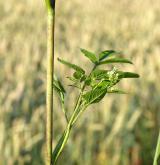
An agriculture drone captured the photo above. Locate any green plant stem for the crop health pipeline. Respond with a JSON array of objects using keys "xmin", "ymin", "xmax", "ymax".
[
  {"xmin": 46, "ymin": 6, "xmax": 55, "ymax": 165},
  {"xmin": 71, "ymin": 104, "xmax": 88, "ymax": 125},
  {"xmin": 61, "ymin": 98, "xmax": 69, "ymax": 123},
  {"xmin": 52, "ymin": 94, "xmax": 84, "ymax": 164},
  {"xmin": 52, "ymin": 65, "xmax": 97, "ymax": 164}
]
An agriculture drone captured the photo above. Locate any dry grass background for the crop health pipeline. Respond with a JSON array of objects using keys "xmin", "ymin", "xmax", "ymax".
[{"xmin": 0, "ymin": 0, "xmax": 160, "ymax": 164}]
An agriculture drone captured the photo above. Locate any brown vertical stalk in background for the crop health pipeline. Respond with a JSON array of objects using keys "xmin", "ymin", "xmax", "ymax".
[{"xmin": 45, "ymin": 0, "xmax": 56, "ymax": 164}]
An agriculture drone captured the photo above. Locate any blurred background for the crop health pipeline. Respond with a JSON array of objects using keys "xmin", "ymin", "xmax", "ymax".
[{"xmin": 0, "ymin": 0, "xmax": 160, "ymax": 164}]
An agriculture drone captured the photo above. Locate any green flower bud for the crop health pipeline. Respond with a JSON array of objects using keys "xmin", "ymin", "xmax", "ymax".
[{"xmin": 108, "ymin": 67, "xmax": 119, "ymax": 86}]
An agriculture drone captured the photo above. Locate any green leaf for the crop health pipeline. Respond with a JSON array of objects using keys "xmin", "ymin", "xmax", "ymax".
[
  {"xmin": 73, "ymin": 71, "xmax": 86, "ymax": 82},
  {"xmin": 73, "ymin": 71, "xmax": 82, "ymax": 79},
  {"xmin": 80, "ymin": 48, "xmax": 98, "ymax": 64},
  {"xmin": 99, "ymin": 50, "xmax": 116, "ymax": 61},
  {"xmin": 91, "ymin": 69, "xmax": 109, "ymax": 80},
  {"xmin": 58, "ymin": 58, "xmax": 85, "ymax": 74},
  {"xmin": 83, "ymin": 81, "xmax": 109, "ymax": 104},
  {"xmin": 83, "ymin": 88, "xmax": 107, "ymax": 104},
  {"xmin": 99, "ymin": 57, "xmax": 133, "ymax": 65},
  {"xmin": 84, "ymin": 77, "xmax": 92, "ymax": 86},
  {"xmin": 53, "ymin": 76, "xmax": 68, "ymax": 122},
  {"xmin": 67, "ymin": 76, "xmax": 79, "ymax": 83},
  {"xmin": 118, "ymin": 71, "xmax": 140, "ymax": 79},
  {"xmin": 54, "ymin": 75, "xmax": 65, "ymax": 93},
  {"xmin": 80, "ymin": 75, "xmax": 87, "ymax": 82},
  {"xmin": 53, "ymin": 76, "xmax": 66, "ymax": 103},
  {"xmin": 107, "ymin": 89, "xmax": 127, "ymax": 94},
  {"xmin": 67, "ymin": 76, "xmax": 81, "ymax": 89}
]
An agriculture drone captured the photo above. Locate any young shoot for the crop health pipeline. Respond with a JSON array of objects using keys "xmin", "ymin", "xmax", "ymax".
[{"xmin": 52, "ymin": 49, "xmax": 140, "ymax": 164}]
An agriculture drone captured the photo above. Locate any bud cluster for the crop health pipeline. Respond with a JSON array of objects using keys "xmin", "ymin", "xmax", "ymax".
[{"xmin": 108, "ymin": 67, "xmax": 119, "ymax": 85}]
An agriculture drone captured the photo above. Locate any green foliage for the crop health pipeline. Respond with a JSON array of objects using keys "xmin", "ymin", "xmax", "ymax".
[
  {"xmin": 53, "ymin": 75, "xmax": 65, "ymax": 96},
  {"xmin": 107, "ymin": 89, "xmax": 127, "ymax": 94},
  {"xmin": 53, "ymin": 75, "xmax": 68, "ymax": 122},
  {"xmin": 82, "ymin": 80, "xmax": 109, "ymax": 104},
  {"xmin": 52, "ymin": 48, "xmax": 139, "ymax": 164},
  {"xmin": 118, "ymin": 71, "xmax": 140, "ymax": 78},
  {"xmin": 98, "ymin": 50, "xmax": 116, "ymax": 61},
  {"xmin": 58, "ymin": 58, "xmax": 85, "ymax": 74},
  {"xmin": 1, "ymin": 0, "xmax": 158, "ymax": 164},
  {"xmin": 80, "ymin": 48, "xmax": 98, "ymax": 64},
  {"xmin": 99, "ymin": 57, "xmax": 133, "ymax": 65},
  {"xmin": 73, "ymin": 71, "xmax": 86, "ymax": 82},
  {"xmin": 90, "ymin": 69, "xmax": 110, "ymax": 81}
]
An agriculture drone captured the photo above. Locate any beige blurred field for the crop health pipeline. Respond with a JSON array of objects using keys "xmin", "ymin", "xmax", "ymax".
[{"xmin": 0, "ymin": 0, "xmax": 160, "ymax": 164}]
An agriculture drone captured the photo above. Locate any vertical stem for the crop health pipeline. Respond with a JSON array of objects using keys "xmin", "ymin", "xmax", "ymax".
[{"xmin": 46, "ymin": 7, "xmax": 55, "ymax": 165}]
